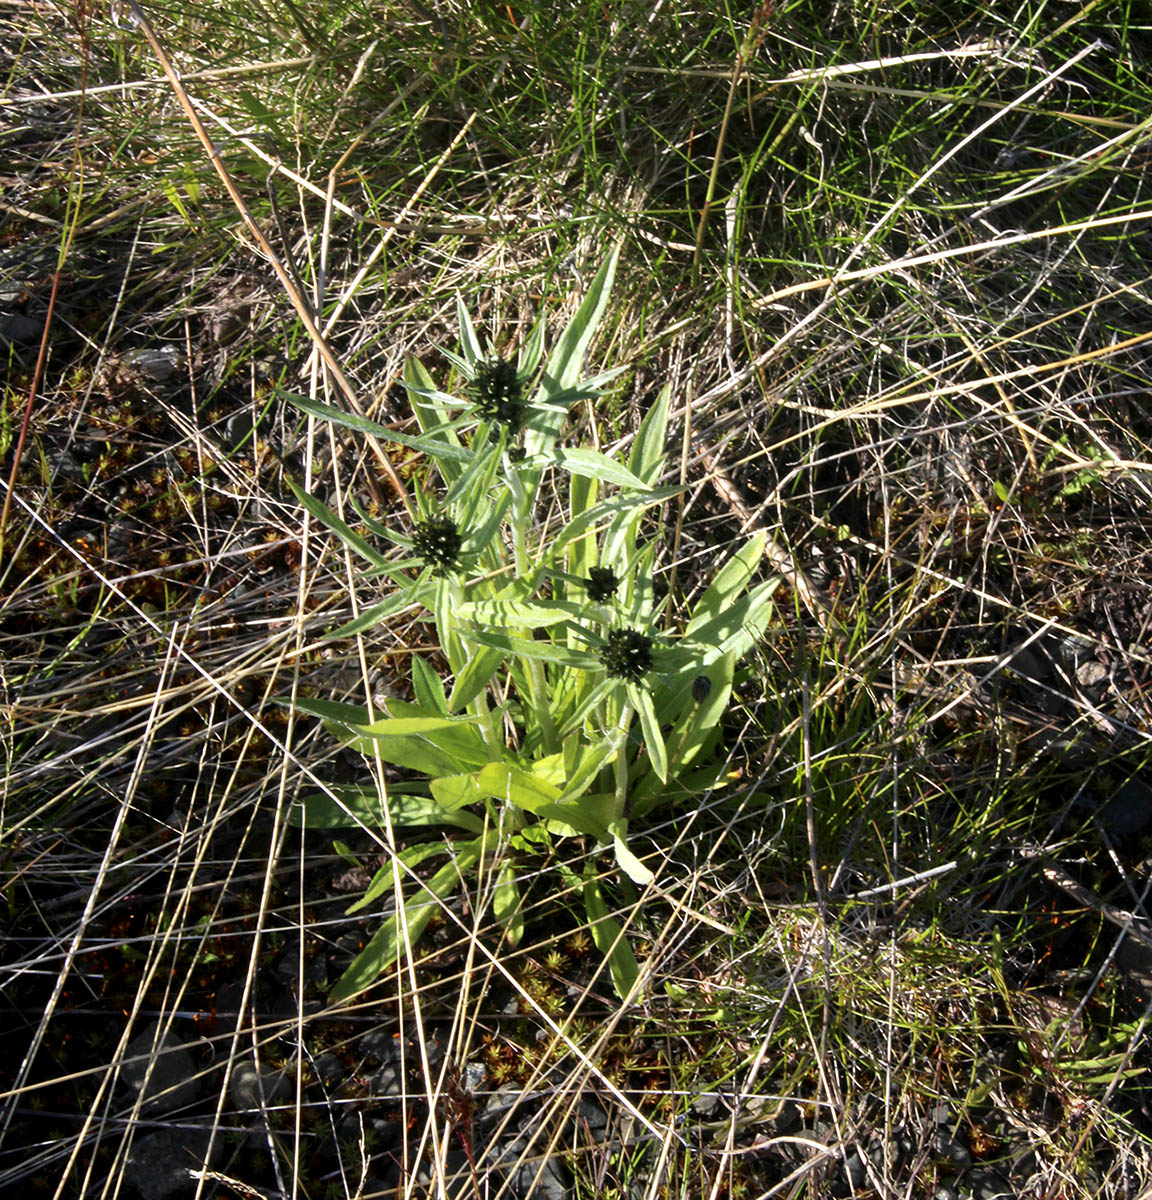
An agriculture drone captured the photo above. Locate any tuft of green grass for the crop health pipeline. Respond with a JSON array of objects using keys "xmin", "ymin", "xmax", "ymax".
[{"xmin": 3, "ymin": 1, "xmax": 1152, "ymax": 1197}]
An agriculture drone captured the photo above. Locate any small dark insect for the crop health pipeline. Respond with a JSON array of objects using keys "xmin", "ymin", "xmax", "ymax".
[{"xmin": 691, "ymin": 674, "xmax": 712, "ymax": 704}]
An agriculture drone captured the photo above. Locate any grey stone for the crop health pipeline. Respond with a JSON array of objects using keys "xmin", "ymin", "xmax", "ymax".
[
  {"xmin": 126, "ymin": 346, "xmax": 184, "ymax": 383},
  {"xmin": 230, "ymin": 1059, "xmax": 290, "ymax": 1112},
  {"xmin": 0, "ymin": 312, "xmax": 44, "ymax": 345},
  {"xmin": 1098, "ymin": 778, "xmax": 1152, "ymax": 836},
  {"xmin": 968, "ymin": 1170, "xmax": 1013, "ymax": 1200},
  {"xmin": 573, "ymin": 1098, "xmax": 608, "ymax": 1134},
  {"xmin": 120, "ymin": 1022, "xmax": 201, "ymax": 1115},
  {"xmin": 1076, "ymin": 660, "xmax": 1108, "ymax": 689},
  {"xmin": 842, "ymin": 1145, "xmax": 872, "ymax": 1188},
  {"xmin": 123, "ymin": 1123, "xmax": 217, "ymax": 1200},
  {"xmin": 361, "ymin": 1028, "xmax": 398, "ymax": 1062},
  {"xmin": 934, "ymin": 1131, "xmax": 970, "ymax": 1166},
  {"xmin": 314, "ymin": 1051, "xmax": 344, "ymax": 1089},
  {"xmin": 501, "ymin": 1136, "xmax": 572, "ymax": 1200},
  {"xmin": 372, "ymin": 1061, "xmax": 403, "ymax": 1097}
]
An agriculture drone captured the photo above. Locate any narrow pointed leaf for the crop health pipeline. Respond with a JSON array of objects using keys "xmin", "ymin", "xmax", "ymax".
[
  {"xmin": 331, "ymin": 840, "xmax": 484, "ymax": 1001},
  {"xmin": 583, "ymin": 872, "xmax": 641, "ymax": 1001},
  {"xmin": 288, "ymin": 480, "xmax": 391, "ymax": 569},
  {"xmin": 627, "ymin": 681, "xmax": 667, "ymax": 783}
]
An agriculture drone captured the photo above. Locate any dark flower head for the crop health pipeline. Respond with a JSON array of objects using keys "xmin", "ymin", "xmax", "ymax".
[
  {"xmin": 691, "ymin": 674, "xmax": 712, "ymax": 704},
  {"xmin": 600, "ymin": 627, "xmax": 653, "ymax": 680},
  {"xmin": 412, "ymin": 514, "xmax": 463, "ymax": 576},
  {"xmin": 470, "ymin": 355, "xmax": 524, "ymax": 430},
  {"xmin": 585, "ymin": 565, "xmax": 620, "ymax": 603},
  {"xmin": 507, "ymin": 445, "xmax": 527, "ymax": 463}
]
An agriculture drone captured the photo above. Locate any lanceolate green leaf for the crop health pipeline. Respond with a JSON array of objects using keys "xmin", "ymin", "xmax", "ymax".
[
  {"xmin": 456, "ymin": 293, "xmax": 482, "ymax": 365},
  {"xmin": 550, "ymin": 486, "xmax": 681, "ymax": 561},
  {"xmin": 524, "ymin": 245, "xmax": 621, "ymax": 460},
  {"xmin": 280, "ymin": 392, "xmax": 473, "ymax": 464},
  {"xmin": 610, "ymin": 819, "xmax": 654, "ymax": 886},
  {"xmin": 583, "ymin": 871, "xmax": 641, "ymax": 1001},
  {"xmin": 463, "ymin": 628, "xmax": 601, "ymax": 670},
  {"xmin": 289, "ymin": 786, "xmax": 385, "ymax": 829},
  {"xmin": 552, "ymin": 446, "xmax": 651, "ymax": 490},
  {"xmin": 288, "ymin": 480, "xmax": 391, "ymax": 569},
  {"xmin": 687, "ymin": 577, "xmax": 781, "ymax": 661},
  {"xmin": 629, "ymin": 383, "xmax": 671, "ymax": 485},
  {"xmin": 476, "ymin": 762, "xmax": 562, "ymax": 812},
  {"xmin": 331, "ymin": 840, "xmax": 485, "ymax": 1002},
  {"xmin": 411, "ymin": 654, "xmax": 448, "ymax": 715},
  {"xmin": 492, "ymin": 862, "xmax": 524, "ymax": 947},
  {"xmin": 347, "ymin": 842, "xmax": 447, "ymax": 915},
  {"xmin": 297, "ymin": 786, "xmax": 484, "ymax": 835},
  {"xmin": 628, "ymin": 681, "xmax": 668, "ymax": 784},
  {"xmin": 328, "ymin": 583, "xmax": 435, "ymax": 638},
  {"xmin": 455, "ymin": 598, "xmax": 584, "ymax": 627},
  {"xmin": 685, "ymin": 531, "xmax": 767, "ymax": 638},
  {"xmin": 448, "ymin": 642, "xmax": 506, "ymax": 712}
]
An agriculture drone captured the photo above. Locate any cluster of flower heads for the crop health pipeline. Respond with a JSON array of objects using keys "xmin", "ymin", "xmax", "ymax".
[
  {"xmin": 599, "ymin": 626, "xmax": 654, "ymax": 680},
  {"xmin": 470, "ymin": 355, "xmax": 524, "ymax": 432},
  {"xmin": 584, "ymin": 565, "xmax": 620, "ymax": 603},
  {"xmin": 412, "ymin": 514, "xmax": 464, "ymax": 577}
]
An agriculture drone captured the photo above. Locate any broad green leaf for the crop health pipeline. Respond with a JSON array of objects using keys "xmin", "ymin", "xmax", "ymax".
[
  {"xmin": 492, "ymin": 862, "xmax": 524, "ymax": 948},
  {"xmin": 464, "ymin": 628, "xmax": 601, "ymax": 670},
  {"xmin": 553, "ymin": 446, "xmax": 650, "ymax": 490},
  {"xmin": 331, "ymin": 840, "xmax": 484, "ymax": 1001},
  {"xmin": 628, "ymin": 681, "xmax": 667, "ymax": 783},
  {"xmin": 685, "ymin": 532, "xmax": 766, "ymax": 638},
  {"xmin": 609, "ymin": 819, "xmax": 654, "ymax": 886},
  {"xmin": 288, "ymin": 480, "xmax": 391, "ymax": 569},
  {"xmin": 583, "ymin": 871, "xmax": 641, "ymax": 1001},
  {"xmin": 412, "ymin": 654, "xmax": 448, "ymax": 715},
  {"xmin": 448, "ymin": 642, "xmax": 505, "ymax": 711},
  {"xmin": 290, "ymin": 786, "xmax": 384, "ymax": 829},
  {"xmin": 430, "ymin": 773, "xmax": 484, "ymax": 811},
  {"xmin": 629, "ymin": 383, "xmax": 671, "ymax": 485},
  {"xmin": 476, "ymin": 762, "xmax": 562, "ymax": 812},
  {"xmin": 456, "ymin": 598, "xmax": 584, "ymax": 627},
  {"xmin": 347, "ymin": 841, "xmax": 446, "ymax": 914}
]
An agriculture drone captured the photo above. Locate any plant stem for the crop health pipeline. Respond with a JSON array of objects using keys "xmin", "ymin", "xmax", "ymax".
[{"xmin": 612, "ymin": 703, "xmax": 634, "ymax": 822}]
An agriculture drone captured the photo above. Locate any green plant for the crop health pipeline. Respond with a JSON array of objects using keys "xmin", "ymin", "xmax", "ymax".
[{"xmin": 285, "ymin": 248, "xmax": 779, "ymax": 1002}]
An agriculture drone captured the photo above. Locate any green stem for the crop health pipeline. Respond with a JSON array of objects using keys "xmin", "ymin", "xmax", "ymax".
[
  {"xmin": 505, "ymin": 456, "xmax": 558, "ymax": 754},
  {"xmin": 612, "ymin": 702, "xmax": 634, "ymax": 822}
]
